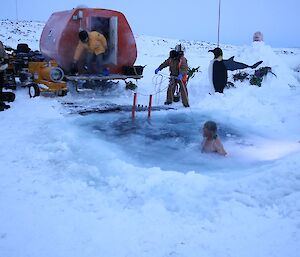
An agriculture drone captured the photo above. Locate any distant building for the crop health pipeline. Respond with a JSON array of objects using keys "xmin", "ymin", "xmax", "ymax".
[{"xmin": 253, "ymin": 31, "xmax": 264, "ymax": 42}]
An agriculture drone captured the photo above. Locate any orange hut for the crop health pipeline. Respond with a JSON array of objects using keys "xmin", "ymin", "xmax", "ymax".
[{"xmin": 40, "ymin": 8, "xmax": 138, "ymax": 75}]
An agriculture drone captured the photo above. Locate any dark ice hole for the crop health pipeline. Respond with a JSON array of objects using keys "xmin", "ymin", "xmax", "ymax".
[{"xmin": 78, "ymin": 111, "xmax": 259, "ymax": 174}]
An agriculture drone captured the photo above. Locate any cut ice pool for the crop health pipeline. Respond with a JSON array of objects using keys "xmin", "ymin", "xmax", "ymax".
[{"xmin": 72, "ymin": 109, "xmax": 297, "ymax": 175}]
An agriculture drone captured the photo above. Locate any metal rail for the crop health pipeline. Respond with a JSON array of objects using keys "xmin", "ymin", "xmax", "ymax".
[{"xmin": 66, "ymin": 74, "xmax": 143, "ymax": 82}]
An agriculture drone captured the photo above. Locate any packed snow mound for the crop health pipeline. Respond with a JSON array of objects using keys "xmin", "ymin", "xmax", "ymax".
[
  {"xmin": 1, "ymin": 91, "xmax": 300, "ymax": 257},
  {"xmin": 233, "ymin": 41, "xmax": 299, "ymax": 90}
]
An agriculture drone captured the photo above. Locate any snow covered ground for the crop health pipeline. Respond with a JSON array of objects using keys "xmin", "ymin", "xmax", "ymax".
[{"xmin": 1, "ymin": 20, "xmax": 300, "ymax": 257}]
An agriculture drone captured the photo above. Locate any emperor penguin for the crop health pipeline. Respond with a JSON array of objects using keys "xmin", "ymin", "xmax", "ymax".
[
  {"xmin": 208, "ymin": 47, "xmax": 227, "ymax": 93},
  {"xmin": 208, "ymin": 47, "xmax": 263, "ymax": 93}
]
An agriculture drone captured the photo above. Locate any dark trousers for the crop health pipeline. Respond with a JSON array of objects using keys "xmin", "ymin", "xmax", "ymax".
[
  {"xmin": 86, "ymin": 53, "xmax": 104, "ymax": 74},
  {"xmin": 166, "ymin": 78, "xmax": 189, "ymax": 107}
]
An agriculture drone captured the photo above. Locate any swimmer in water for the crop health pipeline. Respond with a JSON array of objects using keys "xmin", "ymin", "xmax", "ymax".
[{"xmin": 201, "ymin": 121, "xmax": 227, "ymax": 156}]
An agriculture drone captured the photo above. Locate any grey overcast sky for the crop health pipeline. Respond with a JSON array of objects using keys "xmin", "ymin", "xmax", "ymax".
[{"xmin": 1, "ymin": 0, "xmax": 299, "ymax": 47}]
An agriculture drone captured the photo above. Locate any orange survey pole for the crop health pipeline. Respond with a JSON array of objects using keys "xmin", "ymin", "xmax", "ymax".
[
  {"xmin": 132, "ymin": 93, "xmax": 137, "ymax": 119},
  {"xmin": 148, "ymin": 94, "xmax": 153, "ymax": 119}
]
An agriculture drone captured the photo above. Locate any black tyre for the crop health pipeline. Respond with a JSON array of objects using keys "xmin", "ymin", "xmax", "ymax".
[{"xmin": 28, "ymin": 83, "xmax": 40, "ymax": 98}]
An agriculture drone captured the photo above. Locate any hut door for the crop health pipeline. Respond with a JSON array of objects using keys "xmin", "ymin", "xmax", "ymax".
[
  {"xmin": 89, "ymin": 16, "xmax": 118, "ymax": 65},
  {"xmin": 109, "ymin": 17, "xmax": 118, "ymax": 65}
]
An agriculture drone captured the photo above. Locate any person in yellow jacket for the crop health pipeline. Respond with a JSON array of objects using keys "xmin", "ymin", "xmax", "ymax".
[{"xmin": 71, "ymin": 30, "xmax": 107, "ymax": 74}]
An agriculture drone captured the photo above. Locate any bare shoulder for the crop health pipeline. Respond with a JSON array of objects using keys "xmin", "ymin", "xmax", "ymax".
[
  {"xmin": 214, "ymin": 137, "xmax": 223, "ymax": 144},
  {"xmin": 214, "ymin": 138, "xmax": 227, "ymax": 156}
]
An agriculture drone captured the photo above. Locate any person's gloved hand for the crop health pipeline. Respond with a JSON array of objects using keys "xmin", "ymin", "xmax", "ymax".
[
  {"xmin": 177, "ymin": 73, "xmax": 183, "ymax": 80},
  {"xmin": 102, "ymin": 67, "xmax": 110, "ymax": 76},
  {"xmin": 70, "ymin": 62, "xmax": 78, "ymax": 75},
  {"xmin": 155, "ymin": 68, "xmax": 160, "ymax": 74}
]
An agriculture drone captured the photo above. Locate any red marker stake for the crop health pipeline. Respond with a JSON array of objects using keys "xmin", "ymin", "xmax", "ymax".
[
  {"xmin": 148, "ymin": 94, "xmax": 153, "ymax": 119},
  {"xmin": 132, "ymin": 93, "xmax": 137, "ymax": 119}
]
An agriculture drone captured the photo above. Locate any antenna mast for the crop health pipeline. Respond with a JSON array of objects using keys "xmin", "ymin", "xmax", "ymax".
[
  {"xmin": 15, "ymin": 0, "xmax": 19, "ymax": 21},
  {"xmin": 217, "ymin": 0, "xmax": 221, "ymax": 46}
]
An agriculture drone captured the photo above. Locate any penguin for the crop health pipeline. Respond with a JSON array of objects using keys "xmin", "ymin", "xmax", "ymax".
[
  {"xmin": 208, "ymin": 47, "xmax": 227, "ymax": 93},
  {"xmin": 208, "ymin": 47, "xmax": 263, "ymax": 93}
]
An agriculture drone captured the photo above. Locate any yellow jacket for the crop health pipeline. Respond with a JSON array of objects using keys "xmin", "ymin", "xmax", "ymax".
[{"xmin": 73, "ymin": 31, "xmax": 107, "ymax": 62}]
